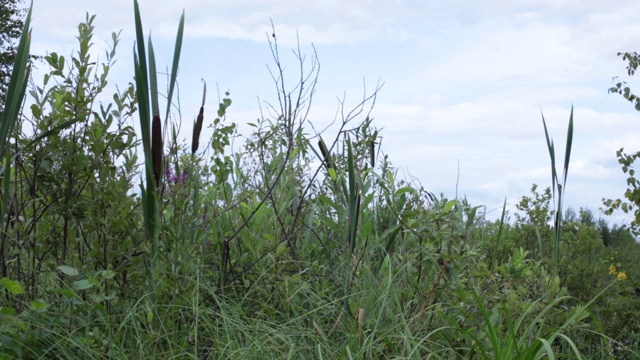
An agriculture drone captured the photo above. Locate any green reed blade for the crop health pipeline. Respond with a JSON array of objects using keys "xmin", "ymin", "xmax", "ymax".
[
  {"xmin": 562, "ymin": 107, "xmax": 574, "ymax": 189},
  {"xmin": 133, "ymin": 51, "xmax": 150, "ymax": 157},
  {"xmin": 541, "ymin": 112, "xmax": 558, "ymax": 197},
  {"xmin": 343, "ymin": 138, "xmax": 361, "ymax": 315},
  {"xmin": 347, "ymin": 139, "xmax": 359, "ymax": 253},
  {"xmin": 165, "ymin": 11, "xmax": 184, "ymax": 122},
  {"xmin": 0, "ymin": 1, "xmax": 32, "ymax": 157},
  {"xmin": 1, "ymin": 156, "xmax": 10, "ymax": 224},
  {"xmin": 541, "ymin": 108, "xmax": 573, "ymax": 274},
  {"xmin": 494, "ymin": 197, "xmax": 507, "ymax": 257},
  {"xmin": 133, "ymin": 0, "xmax": 150, "ymax": 155},
  {"xmin": 148, "ymin": 37, "xmax": 159, "ymax": 118}
]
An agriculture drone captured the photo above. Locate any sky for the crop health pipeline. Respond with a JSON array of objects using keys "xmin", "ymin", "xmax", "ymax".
[{"xmin": 26, "ymin": 0, "xmax": 640, "ymax": 225}]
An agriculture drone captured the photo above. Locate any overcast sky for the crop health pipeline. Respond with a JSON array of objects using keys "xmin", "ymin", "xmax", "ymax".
[{"xmin": 27, "ymin": 0, "xmax": 640, "ymax": 225}]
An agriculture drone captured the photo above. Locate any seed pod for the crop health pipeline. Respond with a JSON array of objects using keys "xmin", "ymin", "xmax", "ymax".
[
  {"xmin": 318, "ymin": 139, "xmax": 333, "ymax": 170},
  {"xmin": 152, "ymin": 114, "xmax": 162, "ymax": 188},
  {"xmin": 191, "ymin": 81, "xmax": 207, "ymax": 154},
  {"xmin": 192, "ymin": 107, "xmax": 204, "ymax": 154},
  {"xmin": 370, "ymin": 140, "xmax": 375, "ymax": 168}
]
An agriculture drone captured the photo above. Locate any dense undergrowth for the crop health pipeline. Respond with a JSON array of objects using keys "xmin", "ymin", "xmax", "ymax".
[{"xmin": 1, "ymin": 2, "xmax": 640, "ymax": 359}]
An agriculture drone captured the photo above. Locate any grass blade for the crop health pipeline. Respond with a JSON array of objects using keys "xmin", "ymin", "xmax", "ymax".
[
  {"xmin": 343, "ymin": 138, "xmax": 361, "ymax": 315},
  {"xmin": 1, "ymin": 156, "xmax": 10, "ymax": 227},
  {"xmin": 541, "ymin": 111, "xmax": 558, "ymax": 201},
  {"xmin": 562, "ymin": 107, "xmax": 574, "ymax": 189},
  {"xmin": 541, "ymin": 107, "xmax": 573, "ymax": 273},
  {"xmin": 165, "ymin": 11, "xmax": 184, "ymax": 123},
  {"xmin": 0, "ymin": 1, "xmax": 32, "ymax": 157},
  {"xmin": 148, "ymin": 37, "xmax": 159, "ymax": 118},
  {"xmin": 494, "ymin": 197, "xmax": 507, "ymax": 259},
  {"xmin": 133, "ymin": 0, "xmax": 150, "ymax": 154}
]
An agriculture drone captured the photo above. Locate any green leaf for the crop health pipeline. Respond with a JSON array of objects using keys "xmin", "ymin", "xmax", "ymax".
[
  {"xmin": 328, "ymin": 167, "xmax": 337, "ymax": 182},
  {"xmin": 275, "ymin": 243, "xmax": 287, "ymax": 258},
  {"xmin": 101, "ymin": 270, "xmax": 116, "ymax": 280},
  {"xmin": 264, "ymin": 233, "xmax": 275, "ymax": 244},
  {"xmin": 0, "ymin": 277, "xmax": 25, "ymax": 295},
  {"xmin": 74, "ymin": 279, "xmax": 95, "ymax": 290},
  {"xmin": 394, "ymin": 187, "xmax": 416, "ymax": 196},
  {"xmin": 443, "ymin": 200, "xmax": 457, "ymax": 214},
  {"xmin": 0, "ymin": 334, "xmax": 22, "ymax": 358},
  {"xmin": 30, "ymin": 103, "xmax": 41, "ymax": 118},
  {"xmin": 30, "ymin": 300, "xmax": 48, "ymax": 311},
  {"xmin": 39, "ymin": 158, "xmax": 52, "ymax": 172},
  {"xmin": 57, "ymin": 265, "xmax": 80, "ymax": 276},
  {"xmin": 59, "ymin": 289, "xmax": 78, "ymax": 298},
  {"xmin": 0, "ymin": 307, "xmax": 16, "ymax": 316}
]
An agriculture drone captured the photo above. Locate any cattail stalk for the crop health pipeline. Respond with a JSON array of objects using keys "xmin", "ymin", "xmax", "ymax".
[{"xmin": 358, "ymin": 308, "xmax": 365, "ymax": 346}]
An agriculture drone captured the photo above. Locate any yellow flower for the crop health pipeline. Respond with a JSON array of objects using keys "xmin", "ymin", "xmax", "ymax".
[
  {"xmin": 618, "ymin": 272, "xmax": 628, "ymax": 281},
  {"xmin": 609, "ymin": 265, "xmax": 617, "ymax": 275}
]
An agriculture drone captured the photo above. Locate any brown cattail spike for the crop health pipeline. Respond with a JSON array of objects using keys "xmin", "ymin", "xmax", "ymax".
[
  {"xmin": 192, "ymin": 107, "xmax": 204, "ymax": 154},
  {"xmin": 318, "ymin": 139, "xmax": 334, "ymax": 170},
  {"xmin": 370, "ymin": 140, "xmax": 375, "ymax": 168},
  {"xmin": 191, "ymin": 80, "xmax": 207, "ymax": 154},
  {"xmin": 152, "ymin": 114, "xmax": 163, "ymax": 188}
]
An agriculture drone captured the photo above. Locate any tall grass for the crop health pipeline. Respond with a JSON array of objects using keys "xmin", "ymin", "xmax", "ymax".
[
  {"xmin": 132, "ymin": 0, "xmax": 184, "ymax": 303},
  {"xmin": 541, "ymin": 107, "xmax": 574, "ymax": 273}
]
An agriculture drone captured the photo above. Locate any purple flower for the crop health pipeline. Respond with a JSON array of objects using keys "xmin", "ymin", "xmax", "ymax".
[
  {"xmin": 165, "ymin": 167, "xmax": 178, "ymax": 183},
  {"xmin": 165, "ymin": 167, "xmax": 187, "ymax": 185}
]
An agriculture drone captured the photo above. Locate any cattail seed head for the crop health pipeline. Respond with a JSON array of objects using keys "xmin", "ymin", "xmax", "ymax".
[
  {"xmin": 191, "ymin": 81, "xmax": 207, "ymax": 154},
  {"xmin": 152, "ymin": 114, "xmax": 162, "ymax": 188},
  {"xmin": 191, "ymin": 107, "xmax": 204, "ymax": 154},
  {"xmin": 318, "ymin": 140, "xmax": 334, "ymax": 170},
  {"xmin": 370, "ymin": 140, "xmax": 375, "ymax": 168}
]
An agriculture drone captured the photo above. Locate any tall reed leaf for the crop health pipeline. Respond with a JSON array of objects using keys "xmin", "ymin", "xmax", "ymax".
[
  {"xmin": 0, "ymin": 1, "xmax": 32, "ymax": 157},
  {"xmin": 0, "ymin": 1, "xmax": 32, "ymax": 226},
  {"xmin": 165, "ymin": 12, "xmax": 184, "ymax": 123},
  {"xmin": 132, "ymin": 0, "xmax": 184, "ymax": 303},
  {"xmin": 541, "ymin": 106, "xmax": 573, "ymax": 274},
  {"xmin": 343, "ymin": 138, "xmax": 361, "ymax": 314},
  {"xmin": 133, "ymin": 1, "xmax": 149, "ymax": 155},
  {"xmin": 493, "ymin": 197, "xmax": 507, "ymax": 260}
]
